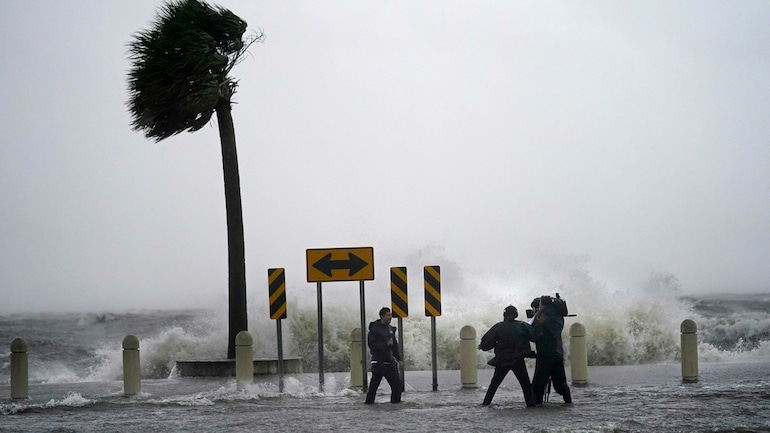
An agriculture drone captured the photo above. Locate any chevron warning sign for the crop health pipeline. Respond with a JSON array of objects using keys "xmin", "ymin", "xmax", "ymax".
[
  {"xmin": 268, "ymin": 268, "xmax": 287, "ymax": 320},
  {"xmin": 424, "ymin": 265, "xmax": 441, "ymax": 317},
  {"xmin": 390, "ymin": 267, "xmax": 408, "ymax": 318}
]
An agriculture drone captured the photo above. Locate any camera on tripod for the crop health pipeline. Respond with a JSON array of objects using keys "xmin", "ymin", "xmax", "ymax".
[{"xmin": 526, "ymin": 292, "xmax": 573, "ymax": 318}]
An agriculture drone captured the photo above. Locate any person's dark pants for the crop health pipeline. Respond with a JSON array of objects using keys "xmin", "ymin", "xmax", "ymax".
[
  {"xmin": 365, "ymin": 362, "xmax": 401, "ymax": 404},
  {"xmin": 532, "ymin": 355, "xmax": 571, "ymax": 404},
  {"xmin": 482, "ymin": 358, "xmax": 534, "ymax": 406}
]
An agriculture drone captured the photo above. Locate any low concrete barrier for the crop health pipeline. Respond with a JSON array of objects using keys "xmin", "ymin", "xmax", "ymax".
[
  {"xmin": 11, "ymin": 338, "xmax": 28, "ymax": 400},
  {"xmin": 175, "ymin": 358, "xmax": 303, "ymax": 377},
  {"xmin": 569, "ymin": 322, "xmax": 588, "ymax": 385},
  {"xmin": 350, "ymin": 328, "xmax": 364, "ymax": 387},
  {"xmin": 460, "ymin": 325, "xmax": 478, "ymax": 388},
  {"xmin": 235, "ymin": 331, "xmax": 254, "ymax": 389},
  {"xmin": 681, "ymin": 319, "xmax": 698, "ymax": 383},
  {"xmin": 123, "ymin": 335, "xmax": 141, "ymax": 396}
]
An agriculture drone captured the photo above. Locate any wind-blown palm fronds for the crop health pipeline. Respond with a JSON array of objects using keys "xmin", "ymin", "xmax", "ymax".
[{"xmin": 127, "ymin": 0, "xmax": 260, "ymax": 141}]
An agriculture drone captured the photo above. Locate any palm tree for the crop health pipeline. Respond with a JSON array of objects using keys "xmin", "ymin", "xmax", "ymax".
[{"xmin": 127, "ymin": 0, "xmax": 262, "ymax": 359}]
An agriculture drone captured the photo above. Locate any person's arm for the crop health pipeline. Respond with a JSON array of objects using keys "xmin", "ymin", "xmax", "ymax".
[
  {"xmin": 525, "ymin": 322, "xmax": 536, "ymax": 342},
  {"xmin": 391, "ymin": 328, "xmax": 401, "ymax": 361},
  {"xmin": 532, "ymin": 312, "xmax": 546, "ymax": 341},
  {"xmin": 478, "ymin": 323, "xmax": 499, "ymax": 351},
  {"xmin": 521, "ymin": 322, "xmax": 538, "ymax": 358}
]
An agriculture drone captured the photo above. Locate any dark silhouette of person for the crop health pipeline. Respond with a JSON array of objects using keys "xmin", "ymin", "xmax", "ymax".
[
  {"xmin": 479, "ymin": 305, "xmax": 536, "ymax": 407},
  {"xmin": 364, "ymin": 307, "xmax": 402, "ymax": 404},
  {"xmin": 531, "ymin": 295, "xmax": 572, "ymax": 404}
]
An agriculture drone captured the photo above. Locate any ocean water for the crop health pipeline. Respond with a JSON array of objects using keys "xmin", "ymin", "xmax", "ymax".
[{"xmin": 1, "ymin": 291, "xmax": 769, "ymax": 432}]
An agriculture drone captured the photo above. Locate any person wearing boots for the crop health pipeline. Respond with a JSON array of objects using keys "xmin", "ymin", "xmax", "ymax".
[
  {"xmin": 478, "ymin": 305, "xmax": 537, "ymax": 407},
  {"xmin": 364, "ymin": 307, "xmax": 402, "ymax": 404},
  {"xmin": 531, "ymin": 295, "xmax": 572, "ymax": 404}
]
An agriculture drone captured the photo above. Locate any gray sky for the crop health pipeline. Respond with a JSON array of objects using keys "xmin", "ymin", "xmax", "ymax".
[{"xmin": 2, "ymin": 1, "xmax": 769, "ymax": 314}]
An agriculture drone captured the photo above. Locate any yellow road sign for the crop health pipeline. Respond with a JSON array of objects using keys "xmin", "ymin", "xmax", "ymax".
[
  {"xmin": 268, "ymin": 268, "xmax": 287, "ymax": 320},
  {"xmin": 306, "ymin": 247, "xmax": 374, "ymax": 282},
  {"xmin": 424, "ymin": 265, "xmax": 441, "ymax": 316},
  {"xmin": 390, "ymin": 267, "xmax": 408, "ymax": 318}
]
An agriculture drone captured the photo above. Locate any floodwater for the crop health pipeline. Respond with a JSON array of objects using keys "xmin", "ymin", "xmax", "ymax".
[{"xmin": 2, "ymin": 362, "xmax": 769, "ymax": 432}]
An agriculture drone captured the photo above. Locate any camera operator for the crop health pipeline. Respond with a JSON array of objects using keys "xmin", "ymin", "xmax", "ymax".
[{"xmin": 531, "ymin": 295, "xmax": 572, "ymax": 404}]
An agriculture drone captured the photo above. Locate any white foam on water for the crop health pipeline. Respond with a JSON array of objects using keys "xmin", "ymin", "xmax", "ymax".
[{"xmin": 44, "ymin": 391, "xmax": 93, "ymax": 408}]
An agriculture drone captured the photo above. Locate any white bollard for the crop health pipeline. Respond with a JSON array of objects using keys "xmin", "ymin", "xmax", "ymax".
[
  {"xmin": 235, "ymin": 331, "xmax": 254, "ymax": 389},
  {"xmin": 569, "ymin": 322, "xmax": 588, "ymax": 385},
  {"xmin": 11, "ymin": 338, "xmax": 29, "ymax": 400},
  {"xmin": 350, "ymin": 328, "xmax": 364, "ymax": 387},
  {"xmin": 681, "ymin": 319, "xmax": 698, "ymax": 383},
  {"xmin": 122, "ymin": 335, "xmax": 141, "ymax": 396},
  {"xmin": 460, "ymin": 325, "xmax": 477, "ymax": 388}
]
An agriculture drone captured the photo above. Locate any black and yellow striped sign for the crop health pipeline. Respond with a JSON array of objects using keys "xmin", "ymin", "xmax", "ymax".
[
  {"xmin": 390, "ymin": 267, "xmax": 408, "ymax": 318},
  {"xmin": 424, "ymin": 265, "xmax": 441, "ymax": 317},
  {"xmin": 268, "ymin": 268, "xmax": 287, "ymax": 320}
]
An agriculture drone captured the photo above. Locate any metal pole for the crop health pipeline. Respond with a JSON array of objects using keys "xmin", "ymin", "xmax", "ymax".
[
  {"xmin": 317, "ymin": 282, "xmax": 324, "ymax": 390},
  {"xmin": 277, "ymin": 319, "xmax": 284, "ymax": 392},
  {"xmin": 398, "ymin": 317, "xmax": 405, "ymax": 392},
  {"xmin": 359, "ymin": 280, "xmax": 368, "ymax": 392},
  {"xmin": 431, "ymin": 316, "xmax": 438, "ymax": 391}
]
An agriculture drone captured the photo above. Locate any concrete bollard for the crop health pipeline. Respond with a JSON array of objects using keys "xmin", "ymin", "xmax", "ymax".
[
  {"xmin": 235, "ymin": 331, "xmax": 254, "ymax": 389},
  {"xmin": 11, "ymin": 338, "xmax": 29, "ymax": 400},
  {"xmin": 350, "ymin": 328, "xmax": 364, "ymax": 387},
  {"xmin": 569, "ymin": 322, "xmax": 588, "ymax": 385},
  {"xmin": 122, "ymin": 335, "xmax": 141, "ymax": 396},
  {"xmin": 460, "ymin": 325, "xmax": 477, "ymax": 388},
  {"xmin": 681, "ymin": 319, "xmax": 699, "ymax": 383}
]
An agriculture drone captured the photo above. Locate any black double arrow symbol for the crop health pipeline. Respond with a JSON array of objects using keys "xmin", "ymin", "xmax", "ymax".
[{"xmin": 311, "ymin": 252, "xmax": 369, "ymax": 277}]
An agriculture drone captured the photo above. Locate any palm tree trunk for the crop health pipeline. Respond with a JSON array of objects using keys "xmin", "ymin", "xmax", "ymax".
[{"xmin": 216, "ymin": 97, "xmax": 248, "ymax": 360}]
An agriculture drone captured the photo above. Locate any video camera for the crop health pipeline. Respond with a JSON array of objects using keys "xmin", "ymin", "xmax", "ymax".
[{"xmin": 526, "ymin": 292, "xmax": 573, "ymax": 319}]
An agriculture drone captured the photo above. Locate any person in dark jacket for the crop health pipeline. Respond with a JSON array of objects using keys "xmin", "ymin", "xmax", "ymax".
[
  {"xmin": 479, "ymin": 305, "xmax": 536, "ymax": 407},
  {"xmin": 531, "ymin": 295, "xmax": 572, "ymax": 404},
  {"xmin": 364, "ymin": 307, "xmax": 402, "ymax": 404}
]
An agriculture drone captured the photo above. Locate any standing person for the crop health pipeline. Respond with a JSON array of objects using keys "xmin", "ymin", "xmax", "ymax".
[
  {"xmin": 364, "ymin": 307, "xmax": 402, "ymax": 404},
  {"xmin": 531, "ymin": 295, "xmax": 572, "ymax": 404},
  {"xmin": 478, "ymin": 305, "xmax": 536, "ymax": 407}
]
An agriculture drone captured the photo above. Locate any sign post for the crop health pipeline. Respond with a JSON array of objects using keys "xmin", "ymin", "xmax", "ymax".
[
  {"xmin": 306, "ymin": 247, "xmax": 374, "ymax": 392},
  {"xmin": 358, "ymin": 279, "xmax": 367, "ymax": 392},
  {"xmin": 390, "ymin": 266, "xmax": 408, "ymax": 392},
  {"xmin": 316, "ymin": 281, "xmax": 324, "ymax": 390},
  {"xmin": 268, "ymin": 268, "xmax": 287, "ymax": 392},
  {"xmin": 424, "ymin": 265, "xmax": 441, "ymax": 392}
]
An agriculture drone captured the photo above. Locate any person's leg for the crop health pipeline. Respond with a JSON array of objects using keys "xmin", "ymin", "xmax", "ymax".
[
  {"xmin": 531, "ymin": 357, "xmax": 552, "ymax": 405},
  {"xmin": 550, "ymin": 358, "xmax": 571, "ymax": 403},
  {"xmin": 482, "ymin": 366, "xmax": 509, "ymax": 405},
  {"xmin": 511, "ymin": 358, "xmax": 535, "ymax": 407},
  {"xmin": 365, "ymin": 363, "xmax": 385, "ymax": 404},
  {"xmin": 383, "ymin": 363, "xmax": 402, "ymax": 403}
]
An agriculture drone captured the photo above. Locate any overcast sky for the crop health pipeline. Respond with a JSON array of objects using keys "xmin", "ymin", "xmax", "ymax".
[{"xmin": 1, "ymin": 1, "xmax": 769, "ymax": 314}]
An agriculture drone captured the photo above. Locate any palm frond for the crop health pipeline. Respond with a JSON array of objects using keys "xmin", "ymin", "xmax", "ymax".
[{"xmin": 126, "ymin": 0, "xmax": 262, "ymax": 141}]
